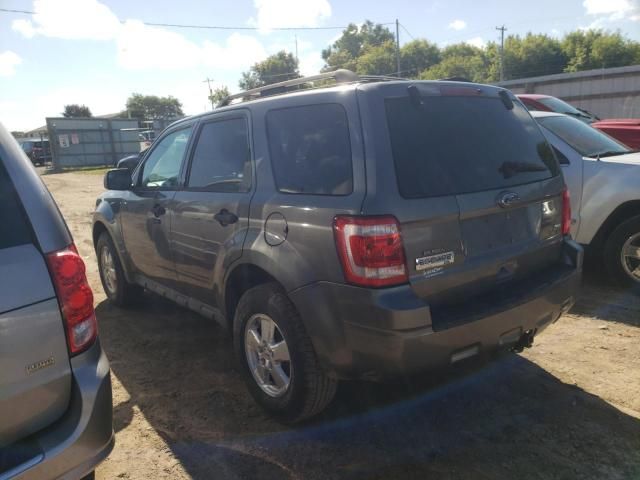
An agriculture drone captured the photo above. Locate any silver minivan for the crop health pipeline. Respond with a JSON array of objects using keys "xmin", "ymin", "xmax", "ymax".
[{"xmin": 0, "ymin": 124, "xmax": 113, "ymax": 479}]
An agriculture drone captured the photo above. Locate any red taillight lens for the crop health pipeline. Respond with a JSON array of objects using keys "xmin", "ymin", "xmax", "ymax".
[
  {"xmin": 562, "ymin": 188, "xmax": 571, "ymax": 236},
  {"xmin": 46, "ymin": 245, "xmax": 97, "ymax": 355},
  {"xmin": 334, "ymin": 216, "xmax": 408, "ymax": 287}
]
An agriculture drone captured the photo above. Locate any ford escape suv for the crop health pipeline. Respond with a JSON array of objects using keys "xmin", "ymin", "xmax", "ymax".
[
  {"xmin": 93, "ymin": 70, "xmax": 582, "ymax": 422},
  {"xmin": 0, "ymin": 124, "xmax": 113, "ymax": 479}
]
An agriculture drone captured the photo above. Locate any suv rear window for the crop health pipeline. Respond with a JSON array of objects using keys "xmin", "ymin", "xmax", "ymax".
[
  {"xmin": 266, "ymin": 103, "xmax": 353, "ymax": 195},
  {"xmin": 0, "ymin": 160, "xmax": 33, "ymax": 249},
  {"xmin": 385, "ymin": 96, "xmax": 559, "ymax": 198}
]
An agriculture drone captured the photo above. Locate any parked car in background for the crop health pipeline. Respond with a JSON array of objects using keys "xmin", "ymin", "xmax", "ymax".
[
  {"xmin": 18, "ymin": 139, "xmax": 52, "ymax": 166},
  {"xmin": 518, "ymin": 94, "xmax": 640, "ymax": 149},
  {"xmin": 0, "ymin": 124, "xmax": 113, "ymax": 479},
  {"xmin": 93, "ymin": 72, "xmax": 582, "ymax": 422},
  {"xmin": 533, "ymin": 110, "xmax": 640, "ymax": 285}
]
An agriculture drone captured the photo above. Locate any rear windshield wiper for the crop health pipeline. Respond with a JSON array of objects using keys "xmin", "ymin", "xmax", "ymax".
[{"xmin": 498, "ymin": 161, "xmax": 547, "ymax": 179}]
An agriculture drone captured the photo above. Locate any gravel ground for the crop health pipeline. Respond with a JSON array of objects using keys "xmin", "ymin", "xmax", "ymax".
[{"xmin": 42, "ymin": 169, "xmax": 640, "ymax": 480}]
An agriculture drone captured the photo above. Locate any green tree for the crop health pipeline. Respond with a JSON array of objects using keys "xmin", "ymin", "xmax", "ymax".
[
  {"xmin": 209, "ymin": 86, "xmax": 230, "ymax": 107},
  {"xmin": 401, "ymin": 39, "xmax": 441, "ymax": 77},
  {"xmin": 322, "ymin": 21, "xmax": 395, "ymax": 71},
  {"xmin": 562, "ymin": 30, "xmax": 640, "ymax": 72},
  {"xmin": 239, "ymin": 51, "xmax": 299, "ymax": 90},
  {"xmin": 420, "ymin": 42, "xmax": 489, "ymax": 82},
  {"xmin": 62, "ymin": 104, "xmax": 92, "ymax": 118},
  {"xmin": 502, "ymin": 33, "xmax": 567, "ymax": 79},
  {"xmin": 125, "ymin": 94, "xmax": 183, "ymax": 120},
  {"xmin": 355, "ymin": 40, "xmax": 396, "ymax": 75}
]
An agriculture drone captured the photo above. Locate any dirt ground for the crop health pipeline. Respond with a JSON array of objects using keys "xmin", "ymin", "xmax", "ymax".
[{"xmin": 42, "ymin": 170, "xmax": 640, "ymax": 480}]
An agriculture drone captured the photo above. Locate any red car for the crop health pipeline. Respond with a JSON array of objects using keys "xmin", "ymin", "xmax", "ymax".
[{"xmin": 517, "ymin": 94, "xmax": 640, "ymax": 150}]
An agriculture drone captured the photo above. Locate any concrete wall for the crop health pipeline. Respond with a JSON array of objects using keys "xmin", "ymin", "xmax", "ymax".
[{"xmin": 498, "ymin": 65, "xmax": 640, "ymax": 119}]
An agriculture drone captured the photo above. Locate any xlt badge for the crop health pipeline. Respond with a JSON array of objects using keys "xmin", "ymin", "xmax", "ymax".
[{"xmin": 415, "ymin": 251, "xmax": 455, "ymax": 271}]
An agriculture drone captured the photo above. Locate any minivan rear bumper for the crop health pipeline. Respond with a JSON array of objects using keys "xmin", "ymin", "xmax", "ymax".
[
  {"xmin": 290, "ymin": 239, "xmax": 582, "ymax": 381},
  {"xmin": 3, "ymin": 340, "xmax": 113, "ymax": 480}
]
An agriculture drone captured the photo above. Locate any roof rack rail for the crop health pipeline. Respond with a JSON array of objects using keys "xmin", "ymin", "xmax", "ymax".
[{"xmin": 218, "ymin": 69, "xmax": 406, "ymax": 107}]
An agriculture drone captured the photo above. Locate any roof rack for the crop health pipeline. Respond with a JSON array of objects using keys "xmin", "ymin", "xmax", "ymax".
[{"xmin": 218, "ymin": 69, "xmax": 406, "ymax": 107}]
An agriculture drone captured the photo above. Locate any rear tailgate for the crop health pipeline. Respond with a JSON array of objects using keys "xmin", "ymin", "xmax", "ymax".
[
  {"xmin": 0, "ymin": 162, "xmax": 71, "ymax": 447},
  {"xmin": 363, "ymin": 83, "xmax": 565, "ymax": 329}
]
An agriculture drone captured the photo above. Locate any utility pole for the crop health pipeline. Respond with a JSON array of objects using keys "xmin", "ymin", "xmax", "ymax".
[
  {"xmin": 496, "ymin": 25, "xmax": 507, "ymax": 82},
  {"xmin": 203, "ymin": 77, "xmax": 215, "ymax": 109},
  {"xmin": 294, "ymin": 34, "xmax": 298, "ymax": 63},
  {"xmin": 395, "ymin": 19, "xmax": 401, "ymax": 77}
]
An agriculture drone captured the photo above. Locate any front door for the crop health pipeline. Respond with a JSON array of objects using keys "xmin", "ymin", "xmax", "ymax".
[
  {"xmin": 121, "ymin": 125, "xmax": 193, "ymax": 286},
  {"xmin": 171, "ymin": 114, "xmax": 253, "ymax": 304}
]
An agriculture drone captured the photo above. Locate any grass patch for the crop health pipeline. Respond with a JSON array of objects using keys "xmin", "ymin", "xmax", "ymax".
[{"xmin": 43, "ymin": 166, "xmax": 112, "ymax": 175}]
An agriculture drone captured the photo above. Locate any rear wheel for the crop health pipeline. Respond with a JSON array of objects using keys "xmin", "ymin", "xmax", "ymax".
[
  {"xmin": 233, "ymin": 283, "xmax": 337, "ymax": 423},
  {"xmin": 604, "ymin": 216, "xmax": 640, "ymax": 286},
  {"xmin": 96, "ymin": 232, "xmax": 142, "ymax": 306}
]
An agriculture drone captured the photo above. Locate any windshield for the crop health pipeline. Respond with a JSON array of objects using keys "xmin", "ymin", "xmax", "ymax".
[
  {"xmin": 386, "ymin": 95, "xmax": 559, "ymax": 198},
  {"xmin": 538, "ymin": 97, "xmax": 593, "ymax": 120},
  {"xmin": 538, "ymin": 115, "xmax": 632, "ymax": 158}
]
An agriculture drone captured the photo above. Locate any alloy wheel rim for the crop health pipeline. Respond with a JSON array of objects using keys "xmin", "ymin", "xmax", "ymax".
[
  {"xmin": 100, "ymin": 246, "xmax": 118, "ymax": 294},
  {"xmin": 621, "ymin": 232, "xmax": 640, "ymax": 282},
  {"xmin": 244, "ymin": 314, "xmax": 292, "ymax": 397}
]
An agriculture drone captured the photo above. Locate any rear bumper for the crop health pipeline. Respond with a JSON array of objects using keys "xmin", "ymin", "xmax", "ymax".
[
  {"xmin": 290, "ymin": 239, "xmax": 583, "ymax": 381},
  {"xmin": 3, "ymin": 340, "xmax": 113, "ymax": 480}
]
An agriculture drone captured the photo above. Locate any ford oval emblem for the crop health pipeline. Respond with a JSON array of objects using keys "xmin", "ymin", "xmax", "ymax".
[{"xmin": 497, "ymin": 191, "xmax": 520, "ymax": 208}]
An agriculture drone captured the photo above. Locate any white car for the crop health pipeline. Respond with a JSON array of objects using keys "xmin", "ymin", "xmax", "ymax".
[{"xmin": 532, "ymin": 110, "xmax": 640, "ymax": 285}]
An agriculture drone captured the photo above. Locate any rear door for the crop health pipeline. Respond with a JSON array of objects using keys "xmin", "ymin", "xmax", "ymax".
[
  {"xmin": 171, "ymin": 113, "xmax": 253, "ymax": 303},
  {"xmin": 0, "ymin": 160, "xmax": 71, "ymax": 447},
  {"xmin": 364, "ymin": 84, "xmax": 565, "ymax": 329}
]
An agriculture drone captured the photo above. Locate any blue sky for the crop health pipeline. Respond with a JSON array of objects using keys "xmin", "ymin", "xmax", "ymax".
[{"xmin": 1, "ymin": 0, "xmax": 639, "ymax": 131}]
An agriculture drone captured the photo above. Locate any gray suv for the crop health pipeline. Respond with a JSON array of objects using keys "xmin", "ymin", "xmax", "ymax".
[
  {"xmin": 93, "ymin": 70, "xmax": 582, "ymax": 422},
  {"xmin": 0, "ymin": 124, "xmax": 113, "ymax": 479}
]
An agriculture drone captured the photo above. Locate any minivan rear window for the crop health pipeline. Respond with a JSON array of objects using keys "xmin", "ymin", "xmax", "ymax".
[
  {"xmin": 0, "ymin": 160, "xmax": 33, "ymax": 249},
  {"xmin": 385, "ymin": 95, "xmax": 559, "ymax": 198}
]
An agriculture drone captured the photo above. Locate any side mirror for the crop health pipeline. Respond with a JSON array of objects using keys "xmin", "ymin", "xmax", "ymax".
[{"xmin": 104, "ymin": 168, "xmax": 132, "ymax": 191}]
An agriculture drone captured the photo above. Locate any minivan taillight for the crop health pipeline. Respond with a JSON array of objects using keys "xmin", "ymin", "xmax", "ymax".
[
  {"xmin": 46, "ymin": 245, "xmax": 97, "ymax": 355},
  {"xmin": 562, "ymin": 188, "xmax": 571, "ymax": 236},
  {"xmin": 334, "ymin": 216, "xmax": 408, "ymax": 287}
]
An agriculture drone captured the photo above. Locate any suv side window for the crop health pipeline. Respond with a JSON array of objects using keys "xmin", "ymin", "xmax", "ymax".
[
  {"xmin": 140, "ymin": 126, "xmax": 192, "ymax": 188},
  {"xmin": 0, "ymin": 160, "xmax": 32, "ymax": 250},
  {"xmin": 266, "ymin": 103, "xmax": 353, "ymax": 195},
  {"xmin": 552, "ymin": 146, "xmax": 570, "ymax": 165},
  {"xmin": 187, "ymin": 118, "xmax": 251, "ymax": 192}
]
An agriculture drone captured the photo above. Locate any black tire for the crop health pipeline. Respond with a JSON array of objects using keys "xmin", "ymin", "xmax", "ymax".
[
  {"xmin": 233, "ymin": 283, "xmax": 337, "ymax": 423},
  {"xmin": 603, "ymin": 216, "xmax": 640, "ymax": 286},
  {"xmin": 96, "ymin": 232, "xmax": 143, "ymax": 306}
]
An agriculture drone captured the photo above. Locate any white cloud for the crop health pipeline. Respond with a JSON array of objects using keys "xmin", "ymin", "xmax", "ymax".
[
  {"xmin": 466, "ymin": 37, "xmax": 485, "ymax": 48},
  {"xmin": 583, "ymin": 0, "xmax": 640, "ymax": 21},
  {"xmin": 12, "ymin": 0, "xmax": 120, "ymax": 40},
  {"xmin": 117, "ymin": 20, "xmax": 202, "ymax": 70},
  {"xmin": 10, "ymin": 0, "xmax": 270, "ymax": 72},
  {"xmin": 249, "ymin": 0, "xmax": 331, "ymax": 31},
  {"xmin": 202, "ymin": 33, "xmax": 268, "ymax": 70},
  {"xmin": 299, "ymin": 51, "xmax": 324, "ymax": 76},
  {"xmin": 448, "ymin": 19, "xmax": 467, "ymax": 31},
  {"xmin": 0, "ymin": 51, "xmax": 22, "ymax": 77}
]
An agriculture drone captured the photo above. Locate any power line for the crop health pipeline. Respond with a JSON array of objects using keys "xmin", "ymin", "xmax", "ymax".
[
  {"xmin": 399, "ymin": 23, "xmax": 416, "ymax": 41},
  {"xmin": 0, "ymin": 8, "xmax": 392, "ymax": 31}
]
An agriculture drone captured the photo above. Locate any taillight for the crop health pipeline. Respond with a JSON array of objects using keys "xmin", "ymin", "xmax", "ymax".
[
  {"xmin": 46, "ymin": 245, "xmax": 97, "ymax": 355},
  {"xmin": 334, "ymin": 216, "xmax": 408, "ymax": 288},
  {"xmin": 562, "ymin": 187, "xmax": 571, "ymax": 236}
]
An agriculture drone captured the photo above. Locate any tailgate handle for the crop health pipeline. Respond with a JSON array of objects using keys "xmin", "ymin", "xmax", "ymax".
[{"xmin": 496, "ymin": 191, "xmax": 520, "ymax": 208}]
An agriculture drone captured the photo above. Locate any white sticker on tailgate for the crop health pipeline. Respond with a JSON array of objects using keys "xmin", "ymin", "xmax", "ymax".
[{"xmin": 415, "ymin": 251, "xmax": 455, "ymax": 271}]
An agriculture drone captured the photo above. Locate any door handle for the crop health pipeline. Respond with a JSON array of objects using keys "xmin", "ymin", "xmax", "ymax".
[
  {"xmin": 152, "ymin": 204, "xmax": 166, "ymax": 218},
  {"xmin": 214, "ymin": 209, "xmax": 238, "ymax": 227}
]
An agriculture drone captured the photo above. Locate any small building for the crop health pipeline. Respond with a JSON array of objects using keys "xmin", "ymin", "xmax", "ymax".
[{"xmin": 498, "ymin": 64, "xmax": 640, "ymax": 119}]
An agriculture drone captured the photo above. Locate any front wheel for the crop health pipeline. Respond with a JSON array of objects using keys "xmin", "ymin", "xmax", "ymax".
[
  {"xmin": 604, "ymin": 216, "xmax": 640, "ymax": 286},
  {"xmin": 96, "ymin": 232, "xmax": 143, "ymax": 306},
  {"xmin": 233, "ymin": 283, "xmax": 337, "ymax": 423}
]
